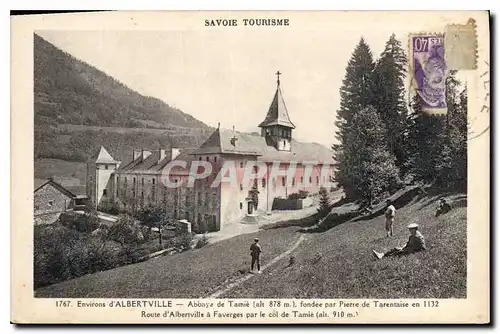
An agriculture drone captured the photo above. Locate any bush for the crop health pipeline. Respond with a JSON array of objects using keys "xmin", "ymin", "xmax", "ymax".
[
  {"xmin": 162, "ymin": 233, "xmax": 194, "ymax": 253},
  {"xmin": 136, "ymin": 204, "xmax": 169, "ymax": 227},
  {"xmin": 59, "ymin": 210, "xmax": 100, "ymax": 233},
  {"xmin": 317, "ymin": 187, "xmax": 331, "ymax": 218},
  {"xmin": 34, "ymin": 224, "xmax": 78, "ymax": 288},
  {"xmin": 288, "ymin": 190, "xmax": 309, "ymax": 200},
  {"xmin": 195, "ymin": 234, "xmax": 210, "ymax": 249},
  {"xmin": 108, "ymin": 214, "xmax": 145, "ymax": 245}
]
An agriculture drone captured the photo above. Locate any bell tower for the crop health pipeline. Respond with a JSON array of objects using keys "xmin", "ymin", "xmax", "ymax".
[{"xmin": 259, "ymin": 71, "xmax": 295, "ymax": 151}]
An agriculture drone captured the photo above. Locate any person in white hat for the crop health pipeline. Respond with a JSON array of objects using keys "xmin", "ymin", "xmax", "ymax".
[
  {"xmin": 372, "ymin": 223, "xmax": 426, "ymax": 260},
  {"xmin": 384, "ymin": 200, "xmax": 396, "ymax": 237}
]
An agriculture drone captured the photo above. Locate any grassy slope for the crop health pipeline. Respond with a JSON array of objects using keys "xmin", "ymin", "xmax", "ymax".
[
  {"xmin": 227, "ymin": 194, "xmax": 467, "ymax": 299},
  {"xmin": 35, "ymin": 192, "xmax": 467, "ymax": 299},
  {"xmin": 35, "ymin": 226, "xmax": 300, "ymax": 298},
  {"xmin": 34, "ymin": 159, "xmax": 87, "ymax": 185}
]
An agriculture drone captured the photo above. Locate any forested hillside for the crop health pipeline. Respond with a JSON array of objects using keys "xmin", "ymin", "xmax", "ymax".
[{"xmin": 34, "ymin": 34, "xmax": 212, "ymax": 163}]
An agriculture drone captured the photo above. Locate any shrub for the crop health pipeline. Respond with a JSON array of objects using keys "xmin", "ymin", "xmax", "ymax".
[
  {"xmin": 166, "ymin": 233, "xmax": 193, "ymax": 252},
  {"xmin": 135, "ymin": 204, "xmax": 169, "ymax": 227},
  {"xmin": 59, "ymin": 210, "xmax": 100, "ymax": 233},
  {"xmin": 287, "ymin": 190, "xmax": 309, "ymax": 200},
  {"xmin": 195, "ymin": 234, "xmax": 210, "ymax": 249},
  {"xmin": 108, "ymin": 214, "xmax": 145, "ymax": 245},
  {"xmin": 317, "ymin": 187, "xmax": 331, "ymax": 218}
]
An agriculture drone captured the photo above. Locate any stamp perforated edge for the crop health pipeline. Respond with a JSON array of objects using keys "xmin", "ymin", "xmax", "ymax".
[{"xmin": 445, "ymin": 18, "xmax": 478, "ymax": 70}]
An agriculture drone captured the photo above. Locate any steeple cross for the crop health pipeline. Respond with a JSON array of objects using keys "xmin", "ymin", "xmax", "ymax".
[{"xmin": 276, "ymin": 71, "xmax": 282, "ymax": 86}]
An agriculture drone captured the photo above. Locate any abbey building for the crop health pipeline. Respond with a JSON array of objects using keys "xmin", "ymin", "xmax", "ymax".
[{"xmin": 87, "ymin": 73, "xmax": 335, "ymax": 233}]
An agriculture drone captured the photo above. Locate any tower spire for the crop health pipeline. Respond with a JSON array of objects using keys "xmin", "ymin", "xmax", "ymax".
[{"xmin": 276, "ymin": 70, "xmax": 282, "ymax": 86}]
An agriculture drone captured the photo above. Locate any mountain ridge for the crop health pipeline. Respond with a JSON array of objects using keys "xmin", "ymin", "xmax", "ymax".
[
  {"xmin": 34, "ymin": 33, "xmax": 210, "ymax": 130},
  {"xmin": 34, "ymin": 33, "xmax": 213, "ymax": 164}
]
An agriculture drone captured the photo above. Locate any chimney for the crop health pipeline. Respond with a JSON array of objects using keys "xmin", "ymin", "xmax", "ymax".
[
  {"xmin": 133, "ymin": 149, "xmax": 141, "ymax": 161},
  {"xmin": 142, "ymin": 149, "xmax": 152, "ymax": 161},
  {"xmin": 171, "ymin": 148, "xmax": 181, "ymax": 160},
  {"xmin": 159, "ymin": 148, "xmax": 167, "ymax": 162}
]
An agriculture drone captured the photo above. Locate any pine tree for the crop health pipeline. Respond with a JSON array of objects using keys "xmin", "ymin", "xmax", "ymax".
[
  {"xmin": 435, "ymin": 73, "xmax": 467, "ymax": 189},
  {"xmin": 406, "ymin": 71, "xmax": 466, "ymax": 189},
  {"xmin": 317, "ymin": 187, "xmax": 331, "ymax": 217},
  {"xmin": 341, "ymin": 106, "xmax": 401, "ymax": 203},
  {"xmin": 406, "ymin": 96, "xmax": 447, "ymax": 183},
  {"xmin": 334, "ymin": 38, "xmax": 376, "ymax": 199},
  {"xmin": 372, "ymin": 34, "xmax": 409, "ymax": 171}
]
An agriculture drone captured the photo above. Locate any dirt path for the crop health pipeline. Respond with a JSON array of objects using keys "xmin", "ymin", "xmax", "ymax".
[{"xmin": 207, "ymin": 234, "xmax": 307, "ymax": 298}]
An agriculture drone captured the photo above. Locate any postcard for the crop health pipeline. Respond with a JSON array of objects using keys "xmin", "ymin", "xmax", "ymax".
[{"xmin": 11, "ymin": 10, "xmax": 490, "ymax": 324}]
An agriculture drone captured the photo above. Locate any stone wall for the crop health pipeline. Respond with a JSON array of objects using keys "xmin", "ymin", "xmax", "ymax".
[{"xmin": 34, "ymin": 184, "xmax": 73, "ymax": 216}]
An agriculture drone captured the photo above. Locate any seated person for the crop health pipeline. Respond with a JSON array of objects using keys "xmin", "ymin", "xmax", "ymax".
[
  {"xmin": 372, "ymin": 223, "xmax": 426, "ymax": 260},
  {"xmin": 435, "ymin": 198, "xmax": 452, "ymax": 217}
]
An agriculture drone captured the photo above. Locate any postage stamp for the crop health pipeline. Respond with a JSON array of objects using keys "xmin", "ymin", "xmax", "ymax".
[
  {"xmin": 409, "ymin": 34, "xmax": 447, "ymax": 115},
  {"xmin": 445, "ymin": 18, "xmax": 478, "ymax": 70},
  {"xmin": 10, "ymin": 11, "xmax": 490, "ymax": 325}
]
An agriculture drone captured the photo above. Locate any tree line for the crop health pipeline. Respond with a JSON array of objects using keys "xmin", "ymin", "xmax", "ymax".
[{"xmin": 334, "ymin": 35, "xmax": 467, "ymax": 205}]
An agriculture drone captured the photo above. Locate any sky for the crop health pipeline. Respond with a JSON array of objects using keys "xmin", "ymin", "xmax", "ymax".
[{"xmin": 36, "ymin": 21, "xmax": 423, "ymax": 147}]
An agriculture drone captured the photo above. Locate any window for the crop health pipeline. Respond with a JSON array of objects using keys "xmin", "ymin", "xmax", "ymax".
[
  {"xmin": 292, "ymin": 177, "xmax": 295, "ymax": 186},
  {"xmin": 283, "ymin": 140, "xmax": 286, "ymax": 147},
  {"xmin": 282, "ymin": 177, "xmax": 286, "ymax": 187},
  {"xmin": 141, "ymin": 191, "xmax": 144, "ymax": 199},
  {"xmin": 133, "ymin": 190, "xmax": 136, "ymax": 198},
  {"xmin": 105, "ymin": 165, "xmax": 109, "ymax": 170},
  {"xmin": 103, "ymin": 189, "xmax": 107, "ymax": 196},
  {"xmin": 199, "ymin": 157, "xmax": 202, "ymax": 161},
  {"xmin": 240, "ymin": 202, "xmax": 243, "ymax": 210},
  {"xmin": 240, "ymin": 162, "xmax": 244, "ymax": 168},
  {"xmin": 214, "ymin": 157, "xmax": 217, "ymax": 163},
  {"xmin": 48, "ymin": 201, "xmax": 53, "ymax": 206},
  {"xmin": 133, "ymin": 177, "xmax": 136, "ymax": 184},
  {"xmin": 240, "ymin": 183, "xmax": 243, "ymax": 191},
  {"xmin": 152, "ymin": 178, "xmax": 155, "ymax": 185},
  {"xmin": 116, "ymin": 188, "xmax": 119, "ymax": 197},
  {"xmin": 206, "ymin": 157, "xmax": 210, "ymax": 162},
  {"xmin": 301, "ymin": 176, "xmax": 304, "ymax": 184},
  {"xmin": 262, "ymin": 178, "xmax": 266, "ymax": 188},
  {"xmin": 309, "ymin": 176, "xmax": 312, "ymax": 184}
]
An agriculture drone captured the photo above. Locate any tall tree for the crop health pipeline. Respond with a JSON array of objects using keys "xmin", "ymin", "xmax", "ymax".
[
  {"xmin": 435, "ymin": 74, "xmax": 467, "ymax": 189},
  {"xmin": 406, "ymin": 71, "xmax": 466, "ymax": 189},
  {"xmin": 339, "ymin": 106, "xmax": 401, "ymax": 203},
  {"xmin": 406, "ymin": 96, "xmax": 447, "ymax": 183},
  {"xmin": 334, "ymin": 38, "xmax": 376, "ymax": 199},
  {"xmin": 372, "ymin": 34, "xmax": 409, "ymax": 171}
]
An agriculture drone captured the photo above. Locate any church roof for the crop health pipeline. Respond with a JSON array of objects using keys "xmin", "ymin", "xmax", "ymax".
[
  {"xmin": 191, "ymin": 128, "xmax": 334, "ymax": 164},
  {"xmin": 95, "ymin": 146, "xmax": 119, "ymax": 164},
  {"xmin": 258, "ymin": 85, "xmax": 295, "ymax": 129}
]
